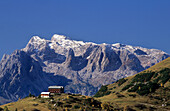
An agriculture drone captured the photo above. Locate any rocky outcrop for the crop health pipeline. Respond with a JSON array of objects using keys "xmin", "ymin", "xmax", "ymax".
[{"xmin": 0, "ymin": 50, "xmax": 71, "ymax": 104}]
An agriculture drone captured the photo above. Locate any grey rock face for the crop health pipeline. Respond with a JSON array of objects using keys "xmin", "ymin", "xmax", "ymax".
[
  {"xmin": 65, "ymin": 48, "xmax": 88, "ymax": 71},
  {"xmin": 0, "ymin": 50, "xmax": 71, "ymax": 104},
  {"xmin": 0, "ymin": 34, "xmax": 169, "ymax": 104}
]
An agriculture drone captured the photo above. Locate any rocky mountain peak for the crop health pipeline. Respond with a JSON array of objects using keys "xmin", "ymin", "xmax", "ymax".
[
  {"xmin": 50, "ymin": 34, "xmax": 87, "ymax": 49},
  {"xmin": 29, "ymin": 36, "xmax": 45, "ymax": 43},
  {"xmin": 51, "ymin": 34, "xmax": 68, "ymax": 42},
  {"xmin": 23, "ymin": 36, "xmax": 47, "ymax": 53}
]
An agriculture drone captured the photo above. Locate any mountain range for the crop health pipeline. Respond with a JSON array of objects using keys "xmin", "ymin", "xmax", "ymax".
[
  {"xmin": 0, "ymin": 34, "xmax": 169, "ymax": 105},
  {"xmin": 0, "ymin": 51, "xmax": 169, "ymax": 111}
]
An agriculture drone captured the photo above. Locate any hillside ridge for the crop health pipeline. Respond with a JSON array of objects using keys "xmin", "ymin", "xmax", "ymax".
[{"xmin": 95, "ymin": 57, "xmax": 170, "ymax": 110}]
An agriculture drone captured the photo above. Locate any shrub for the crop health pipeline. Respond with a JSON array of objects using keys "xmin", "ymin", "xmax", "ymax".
[
  {"xmin": 73, "ymin": 105, "xmax": 80, "ymax": 109},
  {"xmin": 71, "ymin": 97, "xmax": 81, "ymax": 102},
  {"xmin": 149, "ymin": 106, "xmax": 157, "ymax": 111},
  {"xmin": 128, "ymin": 94, "xmax": 136, "ymax": 98},
  {"xmin": 27, "ymin": 92, "xmax": 35, "ymax": 97},
  {"xmin": 113, "ymin": 86, "xmax": 116, "ymax": 89},
  {"xmin": 105, "ymin": 91, "xmax": 111, "ymax": 95},
  {"xmin": 32, "ymin": 109, "xmax": 40, "ymax": 111},
  {"xmin": 47, "ymin": 104, "xmax": 52, "ymax": 110},
  {"xmin": 159, "ymin": 68, "xmax": 170, "ymax": 84},
  {"xmin": 99, "ymin": 85, "xmax": 107, "ymax": 92},
  {"xmin": 109, "ymin": 88, "xmax": 113, "ymax": 90},
  {"xmin": 39, "ymin": 100, "xmax": 45, "ymax": 103},
  {"xmin": 134, "ymin": 104, "xmax": 146, "ymax": 110},
  {"xmin": 84, "ymin": 98, "xmax": 92, "ymax": 105},
  {"xmin": 94, "ymin": 85, "xmax": 108, "ymax": 97},
  {"xmin": 32, "ymin": 104, "xmax": 38, "ymax": 106},
  {"xmin": 3, "ymin": 106, "xmax": 9, "ymax": 111},
  {"xmin": 122, "ymin": 83, "xmax": 133, "ymax": 91},
  {"xmin": 92, "ymin": 100, "xmax": 102, "ymax": 108},
  {"xmin": 116, "ymin": 94, "xmax": 125, "ymax": 98},
  {"xmin": 128, "ymin": 82, "xmax": 159, "ymax": 95},
  {"xmin": 0, "ymin": 107, "xmax": 3, "ymax": 111},
  {"xmin": 128, "ymin": 83, "xmax": 142, "ymax": 92},
  {"xmin": 64, "ymin": 104, "xmax": 72, "ymax": 108},
  {"xmin": 139, "ymin": 82, "xmax": 159, "ymax": 95},
  {"xmin": 153, "ymin": 96, "xmax": 161, "ymax": 100},
  {"xmin": 101, "ymin": 102, "xmax": 113, "ymax": 110},
  {"xmin": 67, "ymin": 99, "xmax": 76, "ymax": 103},
  {"xmin": 124, "ymin": 106, "xmax": 136, "ymax": 111},
  {"xmin": 54, "ymin": 93, "xmax": 61, "ymax": 96},
  {"xmin": 38, "ymin": 94, "xmax": 41, "ymax": 98},
  {"xmin": 56, "ymin": 102, "xmax": 63, "ymax": 107},
  {"xmin": 153, "ymin": 73, "xmax": 158, "ymax": 78},
  {"xmin": 117, "ymin": 78, "xmax": 127, "ymax": 86},
  {"xmin": 146, "ymin": 68, "xmax": 170, "ymax": 85},
  {"xmin": 132, "ymin": 72, "xmax": 155, "ymax": 83}
]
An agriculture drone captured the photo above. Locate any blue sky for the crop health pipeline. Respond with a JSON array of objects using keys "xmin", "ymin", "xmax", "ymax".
[{"xmin": 0, "ymin": 0, "xmax": 170, "ymax": 58}]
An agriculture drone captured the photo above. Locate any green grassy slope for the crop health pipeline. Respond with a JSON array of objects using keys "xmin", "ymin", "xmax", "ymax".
[
  {"xmin": 0, "ymin": 93, "xmax": 103, "ymax": 111},
  {"xmin": 95, "ymin": 57, "xmax": 170, "ymax": 111}
]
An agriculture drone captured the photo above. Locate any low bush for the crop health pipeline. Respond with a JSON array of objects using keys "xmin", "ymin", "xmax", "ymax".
[
  {"xmin": 105, "ymin": 91, "xmax": 111, "ymax": 95},
  {"xmin": 117, "ymin": 94, "xmax": 125, "ymax": 98},
  {"xmin": 159, "ymin": 68, "xmax": 170, "ymax": 84},
  {"xmin": 64, "ymin": 104, "xmax": 72, "ymax": 108},
  {"xmin": 28, "ymin": 93, "xmax": 35, "ymax": 97},
  {"xmin": 128, "ymin": 94, "xmax": 136, "ymax": 98},
  {"xmin": 153, "ymin": 101, "xmax": 159, "ymax": 105},
  {"xmin": 122, "ymin": 83, "xmax": 133, "ymax": 91},
  {"xmin": 94, "ymin": 85, "xmax": 108, "ymax": 97},
  {"xmin": 3, "ymin": 106, "xmax": 9, "ymax": 111},
  {"xmin": 83, "ymin": 98, "xmax": 92, "ymax": 105},
  {"xmin": 0, "ymin": 107, "xmax": 3, "ymax": 111},
  {"xmin": 117, "ymin": 78, "xmax": 127, "ymax": 86},
  {"xmin": 128, "ymin": 83, "xmax": 142, "ymax": 92},
  {"xmin": 109, "ymin": 88, "xmax": 113, "ymax": 90},
  {"xmin": 39, "ymin": 100, "xmax": 45, "ymax": 103},
  {"xmin": 153, "ymin": 73, "xmax": 158, "ymax": 78},
  {"xmin": 149, "ymin": 106, "xmax": 157, "ymax": 111},
  {"xmin": 56, "ymin": 102, "xmax": 63, "ymax": 107},
  {"xmin": 32, "ymin": 109, "xmax": 40, "ymax": 111},
  {"xmin": 128, "ymin": 82, "xmax": 159, "ymax": 95},
  {"xmin": 32, "ymin": 104, "xmax": 38, "ymax": 106},
  {"xmin": 73, "ymin": 104, "xmax": 80, "ymax": 109},
  {"xmin": 153, "ymin": 96, "xmax": 161, "ymax": 100},
  {"xmin": 101, "ymin": 102, "xmax": 113, "ymax": 110},
  {"xmin": 124, "ymin": 106, "xmax": 136, "ymax": 111},
  {"xmin": 134, "ymin": 104, "xmax": 146, "ymax": 110},
  {"xmin": 54, "ymin": 93, "xmax": 61, "ymax": 96},
  {"xmin": 132, "ymin": 72, "xmax": 155, "ymax": 83},
  {"xmin": 99, "ymin": 85, "xmax": 107, "ymax": 92}
]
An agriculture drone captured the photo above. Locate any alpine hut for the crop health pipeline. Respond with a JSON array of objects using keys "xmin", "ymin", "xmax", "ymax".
[{"xmin": 48, "ymin": 86, "xmax": 64, "ymax": 94}]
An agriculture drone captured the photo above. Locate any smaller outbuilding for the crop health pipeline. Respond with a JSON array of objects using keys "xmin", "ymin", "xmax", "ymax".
[{"xmin": 41, "ymin": 92, "xmax": 50, "ymax": 98}]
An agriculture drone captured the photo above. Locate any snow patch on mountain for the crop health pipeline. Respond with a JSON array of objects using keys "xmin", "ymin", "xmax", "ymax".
[
  {"xmin": 49, "ymin": 34, "xmax": 98, "ymax": 50},
  {"xmin": 30, "ymin": 36, "xmax": 46, "ymax": 43}
]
